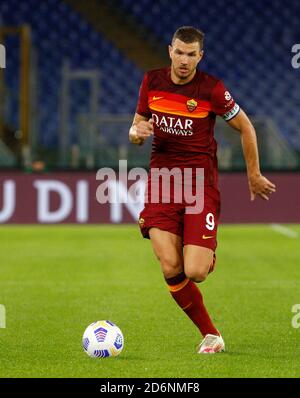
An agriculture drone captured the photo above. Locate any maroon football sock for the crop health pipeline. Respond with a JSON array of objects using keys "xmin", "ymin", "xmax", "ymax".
[{"xmin": 165, "ymin": 272, "xmax": 219, "ymax": 337}]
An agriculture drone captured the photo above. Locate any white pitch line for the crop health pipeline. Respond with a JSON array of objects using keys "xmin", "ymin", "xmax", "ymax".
[{"xmin": 270, "ymin": 223, "xmax": 299, "ymax": 239}]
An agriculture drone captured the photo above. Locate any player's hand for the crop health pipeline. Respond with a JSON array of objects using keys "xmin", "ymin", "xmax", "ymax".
[
  {"xmin": 248, "ymin": 174, "xmax": 276, "ymax": 201},
  {"xmin": 135, "ymin": 118, "xmax": 154, "ymax": 140},
  {"xmin": 129, "ymin": 118, "xmax": 154, "ymax": 145}
]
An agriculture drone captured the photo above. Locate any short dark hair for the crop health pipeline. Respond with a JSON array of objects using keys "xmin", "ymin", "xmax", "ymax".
[{"xmin": 172, "ymin": 26, "xmax": 205, "ymax": 51}]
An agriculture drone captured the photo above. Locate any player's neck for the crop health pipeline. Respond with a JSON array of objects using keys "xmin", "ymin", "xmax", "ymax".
[{"xmin": 170, "ymin": 67, "xmax": 196, "ymax": 85}]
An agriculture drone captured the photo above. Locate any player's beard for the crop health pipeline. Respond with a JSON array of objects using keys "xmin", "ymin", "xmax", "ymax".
[{"xmin": 174, "ymin": 65, "xmax": 194, "ymax": 81}]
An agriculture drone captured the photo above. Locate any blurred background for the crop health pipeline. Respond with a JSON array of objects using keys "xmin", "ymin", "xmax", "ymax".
[
  {"xmin": 0, "ymin": 0, "xmax": 300, "ymax": 172},
  {"xmin": 1, "ymin": 2, "xmax": 299, "ymax": 380}
]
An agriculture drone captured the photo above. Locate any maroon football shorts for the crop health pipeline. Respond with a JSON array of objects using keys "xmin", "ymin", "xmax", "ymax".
[{"xmin": 138, "ymin": 185, "xmax": 221, "ymax": 251}]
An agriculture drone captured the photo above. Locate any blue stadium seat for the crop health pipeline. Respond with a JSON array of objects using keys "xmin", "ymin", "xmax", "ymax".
[
  {"xmin": 0, "ymin": 0, "xmax": 142, "ymax": 148},
  {"xmin": 120, "ymin": 0, "xmax": 300, "ymax": 149},
  {"xmin": 0, "ymin": 0, "xmax": 299, "ymax": 150}
]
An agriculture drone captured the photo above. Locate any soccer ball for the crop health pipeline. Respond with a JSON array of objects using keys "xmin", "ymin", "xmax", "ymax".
[{"xmin": 82, "ymin": 320, "xmax": 124, "ymax": 358}]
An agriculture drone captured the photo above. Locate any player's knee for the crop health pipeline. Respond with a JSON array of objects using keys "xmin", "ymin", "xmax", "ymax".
[
  {"xmin": 185, "ymin": 261, "xmax": 211, "ymax": 282},
  {"xmin": 185, "ymin": 268, "xmax": 208, "ymax": 283},
  {"xmin": 159, "ymin": 255, "xmax": 182, "ymax": 278}
]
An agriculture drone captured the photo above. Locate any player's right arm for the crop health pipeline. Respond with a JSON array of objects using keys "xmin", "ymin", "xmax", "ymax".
[
  {"xmin": 129, "ymin": 113, "xmax": 154, "ymax": 145},
  {"xmin": 130, "ymin": 73, "xmax": 153, "ymax": 145}
]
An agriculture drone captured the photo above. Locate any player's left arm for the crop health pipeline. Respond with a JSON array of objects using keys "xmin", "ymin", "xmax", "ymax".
[{"xmin": 226, "ymin": 109, "xmax": 276, "ymax": 201}]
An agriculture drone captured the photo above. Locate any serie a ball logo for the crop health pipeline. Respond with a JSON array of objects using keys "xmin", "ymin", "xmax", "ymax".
[{"xmin": 82, "ymin": 320, "xmax": 124, "ymax": 358}]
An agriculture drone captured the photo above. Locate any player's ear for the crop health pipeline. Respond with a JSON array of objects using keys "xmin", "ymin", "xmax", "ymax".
[
  {"xmin": 168, "ymin": 45, "xmax": 173, "ymax": 59},
  {"xmin": 199, "ymin": 50, "xmax": 204, "ymax": 62}
]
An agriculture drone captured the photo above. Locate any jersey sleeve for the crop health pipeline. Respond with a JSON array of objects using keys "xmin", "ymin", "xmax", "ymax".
[
  {"xmin": 136, "ymin": 73, "xmax": 152, "ymax": 118},
  {"xmin": 211, "ymin": 80, "xmax": 240, "ymax": 121}
]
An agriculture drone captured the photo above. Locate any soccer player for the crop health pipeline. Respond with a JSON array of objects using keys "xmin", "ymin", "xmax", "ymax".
[{"xmin": 129, "ymin": 26, "xmax": 276, "ymax": 354}]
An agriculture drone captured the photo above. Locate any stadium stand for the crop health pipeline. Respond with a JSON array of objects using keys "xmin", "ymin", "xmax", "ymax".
[{"xmin": 0, "ymin": 0, "xmax": 299, "ymax": 168}]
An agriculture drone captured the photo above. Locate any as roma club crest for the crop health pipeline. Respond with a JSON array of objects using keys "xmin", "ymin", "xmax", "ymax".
[{"xmin": 186, "ymin": 99, "xmax": 198, "ymax": 112}]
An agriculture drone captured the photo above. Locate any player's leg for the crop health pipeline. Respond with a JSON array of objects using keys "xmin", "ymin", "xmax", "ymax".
[
  {"xmin": 176, "ymin": 244, "xmax": 220, "ymax": 340},
  {"xmin": 139, "ymin": 200, "xmax": 184, "ymax": 278},
  {"xmin": 139, "ymin": 200, "xmax": 223, "ymax": 353},
  {"xmin": 148, "ymin": 226, "xmax": 219, "ymax": 347},
  {"xmin": 184, "ymin": 245, "xmax": 215, "ymax": 282},
  {"xmin": 149, "ymin": 227, "xmax": 215, "ymax": 338},
  {"xmin": 183, "ymin": 187, "xmax": 220, "ymax": 282},
  {"xmin": 181, "ymin": 188, "xmax": 225, "ymax": 353},
  {"xmin": 148, "ymin": 227, "xmax": 183, "ymax": 278}
]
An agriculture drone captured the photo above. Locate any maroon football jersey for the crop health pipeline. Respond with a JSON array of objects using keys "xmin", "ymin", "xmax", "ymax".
[{"xmin": 136, "ymin": 67, "xmax": 240, "ymax": 186}]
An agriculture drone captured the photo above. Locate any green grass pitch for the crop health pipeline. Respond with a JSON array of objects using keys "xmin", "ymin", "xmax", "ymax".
[{"xmin": 0, "ymin": 224, "xmax": 299, "ymax": 378}]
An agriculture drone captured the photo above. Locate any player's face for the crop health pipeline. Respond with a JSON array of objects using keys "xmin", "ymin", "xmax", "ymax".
[{"xmin": 169, "ymin": 39, "xmax": 203, "ymax": 83}]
